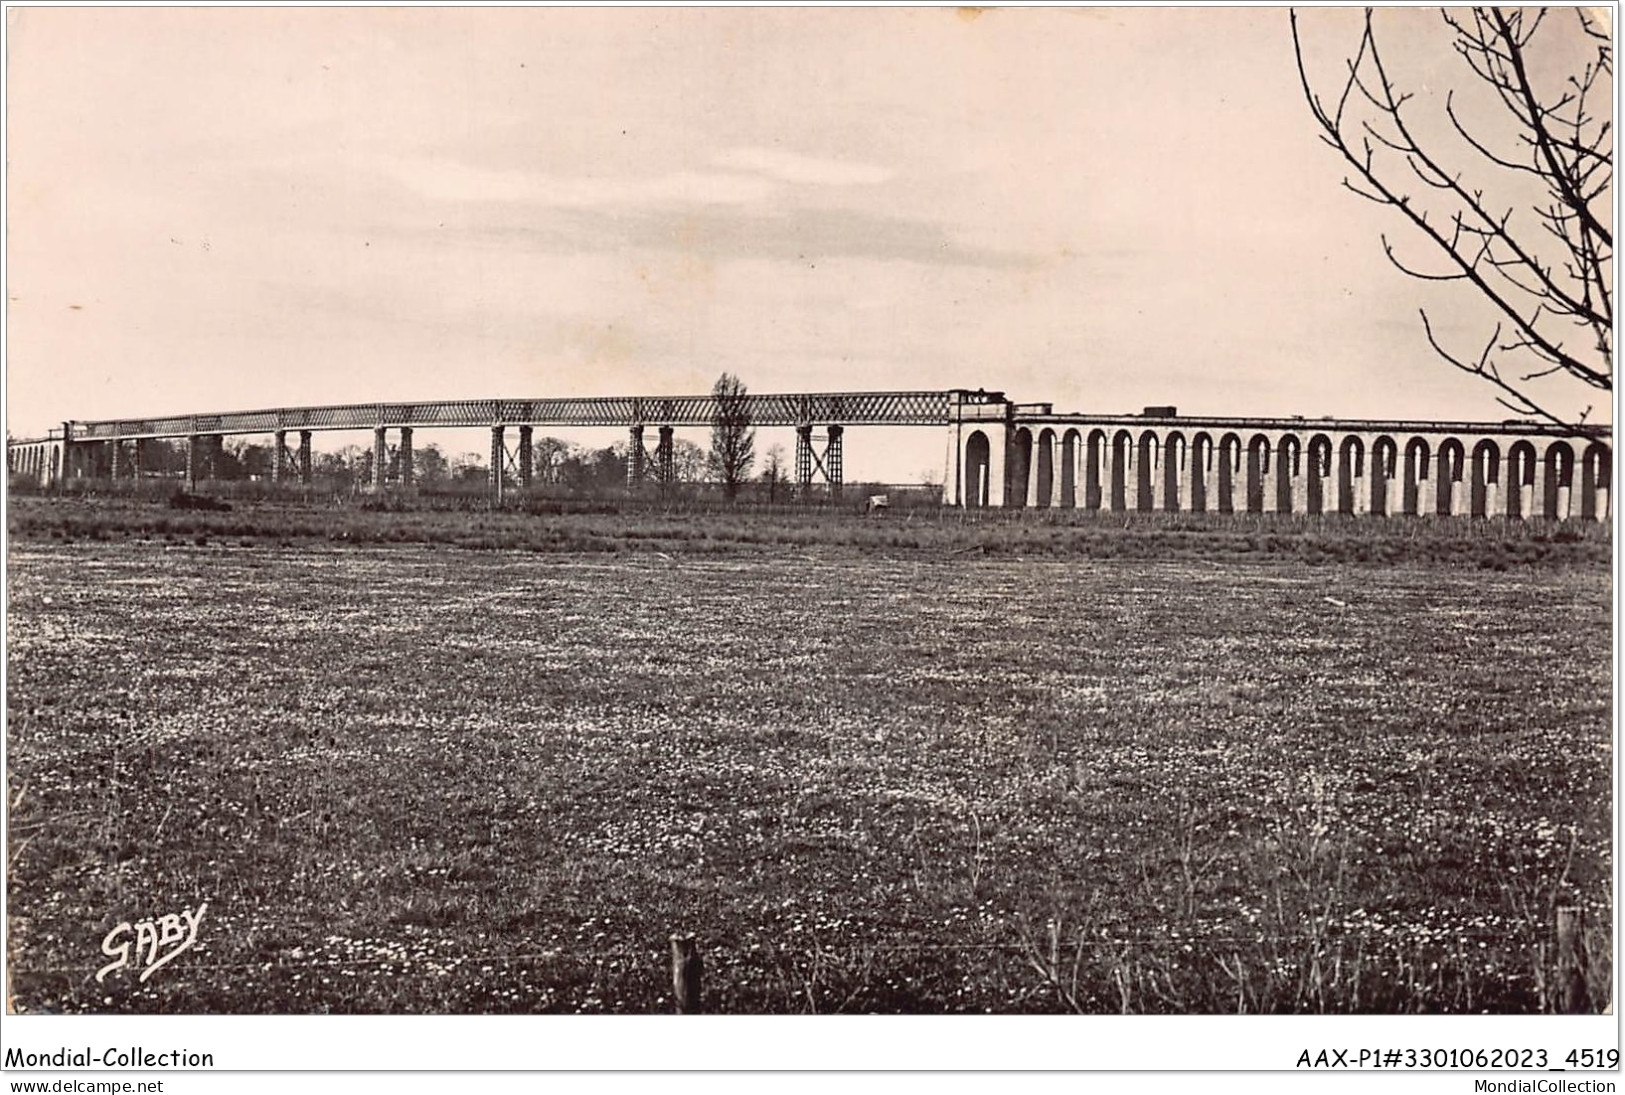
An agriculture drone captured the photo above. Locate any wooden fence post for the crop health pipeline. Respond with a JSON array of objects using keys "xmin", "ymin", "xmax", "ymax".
[
  {"xmin": 671, "ymin": 934, "xmax": 702, "ymax": 1014},
  {"xmin": 1556, "ymin": 906, "xmax": 1588, "ymax": 1013}
]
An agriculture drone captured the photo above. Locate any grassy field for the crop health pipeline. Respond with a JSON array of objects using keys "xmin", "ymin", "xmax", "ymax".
[
  {"xmin": 6, "ymin": 492, "xmax": 1613, "ymax": 568},
  {"xmin": 4, "ymin": 508, "xmax": 1613, "ymax": 1013}
]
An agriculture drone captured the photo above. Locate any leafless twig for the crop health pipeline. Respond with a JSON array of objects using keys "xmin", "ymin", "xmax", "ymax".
[{"xmin": 1291, "ymin": 7, "xmax": 1612, "ymax": 433}]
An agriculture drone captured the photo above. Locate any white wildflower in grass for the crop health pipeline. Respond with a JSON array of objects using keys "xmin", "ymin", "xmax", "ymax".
[{"xmin": 3, "ymin": 538, "xmax": 1609, "ymax": 1013}]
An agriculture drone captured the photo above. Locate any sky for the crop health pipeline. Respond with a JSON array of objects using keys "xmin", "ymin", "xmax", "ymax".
[{"xmin": 5, "ymin": 7, "xmax": 1612, "ymax": 481}]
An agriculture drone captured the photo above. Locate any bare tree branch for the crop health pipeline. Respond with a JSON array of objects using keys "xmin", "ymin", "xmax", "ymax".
[{"xmin": 1291, "ymin": 7, "xmax": 1613, "ymax": 428}]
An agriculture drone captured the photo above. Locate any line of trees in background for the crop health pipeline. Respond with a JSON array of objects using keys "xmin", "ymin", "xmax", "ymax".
[
  {"xmin": 98, "ymin": 435, "xmax": 736, "ymax": 495},
  {"xmin": 33, "ymin": 432, "xmax": 927, "ymax": 505}
]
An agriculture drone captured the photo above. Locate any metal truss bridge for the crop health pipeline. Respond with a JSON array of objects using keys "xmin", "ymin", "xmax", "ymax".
[
  {"xmin": 11, "ymin": 389, "xmax": 990, "ymax": 501},
  {"xmin": 62, "ymin": 391, "xmax": 957, "ymax": 441}
]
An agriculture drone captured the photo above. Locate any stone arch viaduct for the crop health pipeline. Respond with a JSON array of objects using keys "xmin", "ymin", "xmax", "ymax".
[
  {"xmin": 951, "ymin": 395, "xmax": 1612, "ymax": 521},
  {"xmin": 7, "ymin": 388, "xmax": 1612, "ymax": 519}
]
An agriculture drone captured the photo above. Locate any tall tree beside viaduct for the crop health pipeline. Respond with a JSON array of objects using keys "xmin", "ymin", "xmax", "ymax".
[
  {"xmin": 709, "ymin": 372, "xmax": 756, "ymax": 500},
  {"xmin": 1291, "ymin": 7, "xmax": 1612, "ymax": 431}
]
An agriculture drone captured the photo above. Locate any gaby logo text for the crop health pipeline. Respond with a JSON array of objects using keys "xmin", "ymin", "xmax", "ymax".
[{"xmin": 97, "ymin": 902, "xmax": 208, "ymax": 983}]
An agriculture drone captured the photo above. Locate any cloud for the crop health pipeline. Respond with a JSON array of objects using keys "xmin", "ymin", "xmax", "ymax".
[
  {"xmin": 383, "ymin": 145, "xmax": 891, "ymax": 213},
  {"xmin": 712, "ymin": 147, "xmax": 892, "ymax": 187},
  {"xmin": 386, "ymin": 157, "xmax": 776, "ymax": 209},
  {"xmin": 443, "ymin": 204, "xmax": 1036, "ymax": 270},
  {"xmin": 615, "ymin": 207, "xmax": 1029, "ymax": 268},
  {"xmin": 369, "ymin": 148, "xmax": 1015, "ymax": 268}
]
